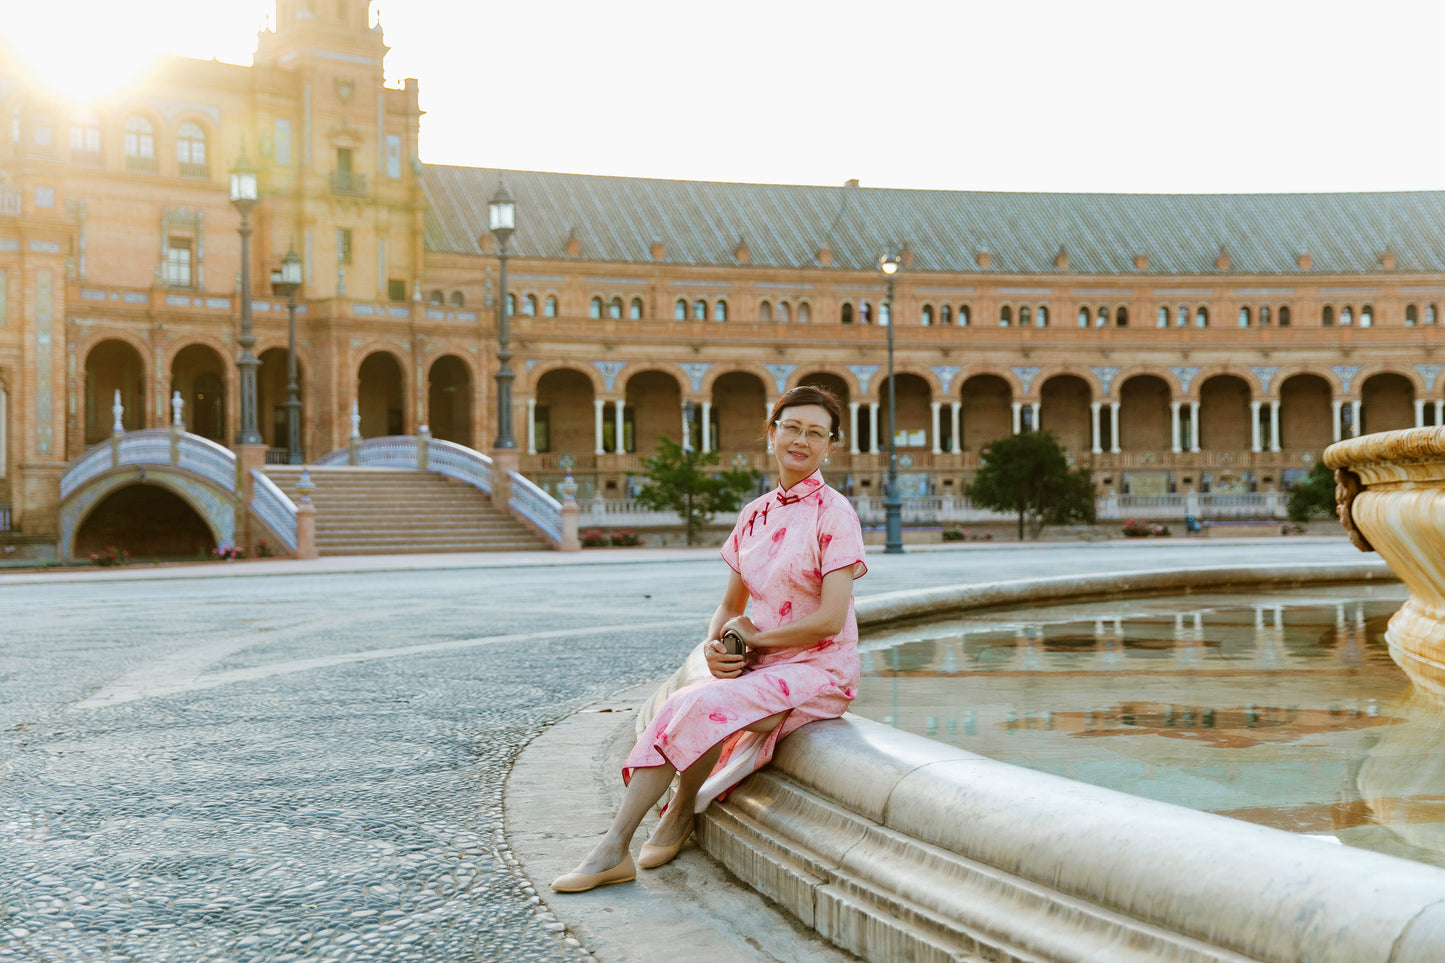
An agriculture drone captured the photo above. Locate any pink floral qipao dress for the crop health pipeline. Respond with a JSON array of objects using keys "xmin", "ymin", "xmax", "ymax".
[{"xmin": 623, "ymin": 470, "xmax": 868, "ymax": 811}]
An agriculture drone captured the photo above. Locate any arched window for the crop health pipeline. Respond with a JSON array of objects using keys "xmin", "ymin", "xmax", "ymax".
[
  {"xmin": 759, "ymin": 300, "xmax": 773, "ymax": 323},
  {"xmin": 607, "ymin": 297, "xmax": 623, "ymax": 319},
  {"xmin": 1078, "ymin": 307, "xmax": 1091, "ymax": 327},
  {"xmin": 428, "ymin": 290, "xmax": 444, "ymax": 305},
  {"xmin": 544, "ymin": 295, "xmax": 558, "ymax": 317},
  {"xmin": 1407, "ymin": 304, "xmax": 1419, "ymax": 326},
  {"xmin": 1019, "ymin": 305, "xmax": 1031, "ymax": 326},
  {"xmin": 176, "ymin": 121, "xmax": 207, "ymax": 176},
  {"xmin": 860, "ymin": 301, "xmax": 873, "ymax": 324},
  {"xmin": 880, "ymin": 301, "xmax": 891, "ymax": 326},
  {"xmin": 1000, "ymin": 305, "xmax": 1012, "ymax": 327},
  {"xmin": 1115, "ymin": 306, "xmax": 1128, "ymax": 327},
  {"xmin": 70, "ymin": 111, "xmax": 101, "ymax": 162},
  {"xmin": 1278, "ymin": 305, "xmax": 1291, "ymax": 327},
  {"xmin": 124, "ymin": 115, "xmax": 155, "ymax": 171},
  {"xmin": 1322, "ymin": 305, "xmax": 1335, "ymax": 326},
  {"xmin": 713, "ymin": 299, "xmax": 728, "ymax": 322},
  {"xmin": 1096, "ymin": 306, "xmax": 1108, "ymax": 328},
  {"xmin": 1260, "ymin": 305, "xmax": 1271, "ymax": 326},
  {"xmin": 522, "ymin": 294, "xmax": 538, "ymax": 317},
  {"xmin": 778, "ymin": 300, "xmax": 792, "ymax": 323},
  {"xmin": 796, "ymin": 302, "xmax": 810, "ymax": 323},
  {"xmin": 1360, "ymin": 304, "xmax": 1373, "ymax": 327},
  {"xmin": 1177, "ymin": 304, "xmax": 1189, "ymax": 327},
  {"xmin": 1238, "ymin": 306, "xmax": 1252, "ymax": 327},
  {"xmin": 940, "ymin": 304, "xmax": 953, "ymax": 325},
  {"xmin": 629, "ymin": 297, "xmax": 644, "ymax": 320},
  {"xmin": 1195, "ymin": 306, "xmax": 1208, "ymax": 328},
  {"xmin": 692, "ymin": 299, "xmax": 707, "ymax": 321},
  {"xmin": 506, "ymin": 293, "xmax": 517, "ymax": 317},
  {"xmin": 450, "ymin": 291, "xmax": 465, "ymax": 307},
  {"xmin": 958, "ymin": 305, "xmax": 970, "ymax": 326},
  {"xmin": 674, "ymin": 298, "xmax": 688, "ymax": 321},
  {"xmin": 841, "ymin": 302, "xmax": 855, "ymax": 325},
  {"xmin": 1429, "ymin": 304, "xmax": 1439, "ymax": 325},
  {"xmin": 921, "ymin": 304, "xmax": 935, "ymax": 326},
  {"xmin": 1157, "ymin": 306, "xmax": 1170, "ymax": 328},
  {"xmin": 1341, "ymin": 306, "xmax": 1354, "ymax": 326},
  {"xmin": 589, "ymin": 297, "xmax": 603, "ymax": 319}
]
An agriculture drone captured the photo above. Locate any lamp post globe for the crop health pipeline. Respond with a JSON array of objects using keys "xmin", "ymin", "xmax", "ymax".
[
  {"xmin": 879, "ymin": 252, "xmax": 904, "ymax": 554},
  {"xmin": 229, "ymin": 148, "xmax": 263, "ymax": 446},
  {"xmin": 270, "ymin": 245, "xmax": 304, "ymax": 465},
  {"xmin": 488, "ymin": 181, "xmax": 517, "ymax": 449}
]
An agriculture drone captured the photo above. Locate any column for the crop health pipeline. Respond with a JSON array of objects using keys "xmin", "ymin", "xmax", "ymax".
[
  {"xmin": 1249, "ymin": 401, "xmax": 1262, "ymax": 452},
  {"xmin": 593, "ymin": 398, "xmax": 606, "ymax": 454},
  {"xmin": 848, "ymin": 402, "xmax": 860, "ymax": 454},
  {"xmin": 701, "ymin": 401, "xmax": 712, "ymax": 452},
  {"xmin": 1350, "ymin": 399, "xmax": 1362, "ymax": 438},
  {"xmin": 1416, "ymin": 399, "xmax": 1427, "ymax": 428},
  {"xmin": 1028, "ymin": 402, "xmax": 1040, "ymax": 433},
  {"xmin": 0, "ymin": 380, "xmax": 6, "ymax": 478},
  {"xmin": 1090, "ymin": 402, "xmax": 1102, "ymax": 453},
  {"xmin": 1011, "ymin": 401, "xmax": 1022, "ymax": 435},
  {"xmin": 950, "ymin": 402, "xmax": 961, "ymax": 453},
  {"xmin": 1269, "ymin": 401, "xmax": 1281, "ymax": 452},
  {"xmin": 1109, "ymin": 403, "xmax": 1121, "ymax": 453},
  {"xmin": 526, "ymin": 398, "xmax": 537, "ymax": 455},
  {"xmin": 1170, "ymin": 401, "xmax": 1182, "ymax": 453},
  {"xmin": 680, "ymin": 402, "xmax": 690, "ymax": 449},
  {"xmin": 1436, "ymin": 399, "xmax": 1443, "ymax": 427},
  {"xmin": 930, "ymin": 401, "xmax": 942, "ymax": 454},
  {"xmin": 1190, "ymin": 401, "xmax": 1201, "ymax": 452},
  {"xmin": 614, "ymin": 399, "xmax": 626, "ymax": 454},
  {"xmin": 1331, "ymin": 399, "xmax": 1343, "ymax": 441},
  {"xmin": 868, "ymin": 403, "xmax": 880, "ymax": 454}
]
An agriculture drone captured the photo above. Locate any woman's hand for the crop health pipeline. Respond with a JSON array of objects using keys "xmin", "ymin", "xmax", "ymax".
[
  {"xmin": 721, "ymin": 616, "xmax": 760, "ymax": 648},
  {"xmin": 704, "ymin": 637, "xmax": 746, "ymax": 679}
]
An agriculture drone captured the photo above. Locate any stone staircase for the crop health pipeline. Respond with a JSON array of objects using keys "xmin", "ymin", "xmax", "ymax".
[{"xmin": 263, "ymin": 466, "xmax": 551, "ymax": 555}]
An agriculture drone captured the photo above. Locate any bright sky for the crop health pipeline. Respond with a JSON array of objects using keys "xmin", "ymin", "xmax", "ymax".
[{"xmin": 6, "ymin": 0, "xmax": 1443, "ymax": 194}]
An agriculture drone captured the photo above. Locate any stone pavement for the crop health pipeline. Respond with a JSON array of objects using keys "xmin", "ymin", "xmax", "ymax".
[{"xmin": 0, "ymin": 537, "xmax": 1368, "ymax": 962}]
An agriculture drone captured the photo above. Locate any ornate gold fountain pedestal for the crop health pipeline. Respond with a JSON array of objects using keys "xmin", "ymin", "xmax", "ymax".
[{"xmin": 1327, "ymin": 426, "xmax": 1445, "ymax": 696}]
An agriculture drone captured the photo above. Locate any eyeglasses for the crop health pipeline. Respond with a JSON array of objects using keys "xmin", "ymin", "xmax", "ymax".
[{"xmin": 773, "ymin": 421, "xmax": 833, "ymax": 446}]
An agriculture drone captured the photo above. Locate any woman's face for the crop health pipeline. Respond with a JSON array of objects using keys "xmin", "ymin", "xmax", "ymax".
[{"xmin": 768, "ymin": 403, "xmax": 836, "ymax": 481}]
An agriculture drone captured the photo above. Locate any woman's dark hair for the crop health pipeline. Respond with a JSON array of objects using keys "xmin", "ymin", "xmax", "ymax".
[{"xmin": 766, "ymin": 384, "xmax": 844, "ymax": 440}]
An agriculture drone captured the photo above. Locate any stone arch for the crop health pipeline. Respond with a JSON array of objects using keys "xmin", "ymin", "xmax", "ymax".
[
  {"xmin": 1278, "ymin": 373, "xmax": 1334, "ymax": 450},
  {"xmin": 875, "ymin": 363, "xmax": 943, "ymax": 400},
  {"xmin": 534, "ymin": 367, "xmax": 596, "ymax": 455},
  {"xmin": 170, "ymin": 342, "xmax": 228, "ymax": 442},
  {"xmin": 711, "ymin": 370, "xmax": 769, "ymax": 452},
  {"xmin": 61, "ymin": 469, "xmax": 234, "ymax": 562},
  {"xmin": 525, "ymin": 360, "xmax": 605, "ymax": 397},
  {"xmin": 1117, "ymin": 374, "xmax": 1172, "ymax": 452},
  {"xmin": 791, "ymin": 367, "xmax": 861, "ymax": 399},
  {"xmin": 959, "ymin": 373, "xmax": 1013, "ymax": 453},
  {"xmin": 1354, "ymin": 364, "xmax": 1426, "ymax": 396},
  {"xmin": 878, "ymin": 372, "xmax": 934, "ymax": 450},
  {"xmin": 624, "ymin": 369, "xmax": 683, "ymax": 454},
  {"xmin": 1095, "ymin": 364, "xmax": 1168, "ymax": 402},
  {"xmin": 84, "ymin": 337, "xmax": 149, "ymax": 444},
  {"xmin": 699, "ymin": 362, "xmax": 775, "ymax": 399},
  {"xmin": 1039, "ymin": 374, "xmax": 1093, "ymax": 453},
  {"xmin": 257, "ymin": 346, "xmax": 308, "ymax": 452},
  {"xmin": 427, "ymin": 354, "xmax": 474, "ymax": 447},
  {"xmin": 1360, "ymin": 372, "xmax": 1416, "ymax": 435},
  {"xmin": 1198, "ymin": 374, "xmax": 1252, "ymax": 451},
  {"xmin": 357, "ymin": 350, "xmax": 406, "ymax": 437},
  {"xmin": 616, "ymin": 361, "xmax": 691, "ymax": 401}
]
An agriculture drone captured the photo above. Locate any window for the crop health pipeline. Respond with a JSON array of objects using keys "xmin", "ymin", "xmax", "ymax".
[
  {"xmin": 1078, "ymin": 307, "xmax": 1090, "ymax": 327},
  {"xmin": 796, "ymin": 302, "xmax": 811, "ymax": 324},
  {"xmin": 177, "ymin": 122, "xmax": 208, "ymax": 176},
  {"xmin": 385, "ymin": 134, "xmax": 402, "ymax": 179},
  {"xmin": 589, "ymin": 297, "xmax": 603, "ymax": 319},
  {"xmin": 428, "ymin": 290, "xmax": 444, "ymax": 305},
  {"xmin": 607, "ymin": 297, "xmax": 623, "ymax": 319},
  {"xmin": 1341, "ymin": 306, "xmax": 1353, "ymax": 326},
  {"xmin": 674, "ymin": 298, "xmax": 688, "ymax": 320},
  {"xmin": 1115, "ymin": 306, "xmax": 1128, "ymax": 327},
  {"xmin": 1195, "ymin": 306, "xmax": 1208, "ymax": 328},
  {"xmin": 1000, "ymin": 305, "xmax": 1012, "ymax": 326},
  {"xmin": 523, "ymin": 294, "xmax": 539, "ymax": 317},
  {"xmin": 337, "ymin": 228, "xmax": 353, "ymax": 265},
  {"xmin": 880, "ymin": 300, "xmax": 891, "ymax": 326},
  {"xmin": 1157, "ymin": 306, "xmax": 1170, "ymax": 328},
  {"xmin": 1019, "ymin": 306, "xmax": 1031, "ymax": 326},
  {"xmin": 33, "ymin": 186, "xmax": 54, "ymax": 208},
  {"xmin": 1360, "ymin": 305, "xmax": 1373, "ymax": 327},
  {"xmin": 164, "ymin": 239, "xmax": 192, "ymax": 287},
  {"xmin": 450, "ymin": 291, "xmax": 465, "ymax": 307},
  {"xmin": 759, "ymin": 300, "xmax": 773, "ymax": 323},
  {"xmin": 1037, "ymin": 306, "xmax": 1048, "ymax": 327},
  {"xmin": 1177, "ymin": 304, "xmax": 1189, "ymax": 328},
  {"xmin": 1407, "ymin": 304, "xmax": 1419, "ymax": 327},
  {"xmin": 1238, "ymin": 306, "xmax": 1252, "ymax": 327},
  {"xmin": 124, "ymin": 116, "xmax": 156, "ymax": 171},
  {"xmin": 1429, "ymin": 304, "xmax": 1438, "ymax": 325},
  {"xmin": 534, "ymin": 406, "xmax": 550, "ymax": 453},
  {"xmin": 1323, "ymin": 305, "xmax": 1334, "ymax": 326},
  {"xmin": 388, "ymin": 279, "xmax": 406, "ymax": 302},
  {"xmin": 940, "ymin": 304, "xmax": 952, "ymax": 325},
  {"xmin": 506, "ymin": 293, "xmax": 516, "ymax": 317},
  {"xmin": 544, "ymin": 295, "xmax": 558, "ymax": 317},
  {"xmin": 921, "ymin": 304, "xmax": 935, "ymax": 326},
  {"xmin": 692, "ymin": 299, "xmax": 707, "ymax": 321},
  {"xmin": 1260, "ymin": 305, "xmax": 1271, "ymax": 326},
  {"xmin": 1096, "ymin": 306, "xmax": 1108, "ymax": 327},
  {"xmin": 274, "ymin": 118, "xmax": 293, "ymax": 166},
  {"xmin": 70, "ymin": 112, "xmax": 101, "ymax": 163},
  {"xmin": 778, "ymin": 300, "xmax": 792, "ymax": 323},
  {"xmin": 1279, "ymin": 305, "xmax": 1291, "ymax": 327},
  {"xmin": 713, "ymin": 299, "xmax": 728, "ymax": 322},
  {"xmin": 841, "ymin": 303, "xmax": 854, "ymax": 324},
  {"xmin": 629, "ymin": 297, "xmax": 643, "ymax": 320},
  {"xmin": 860, "ymin": 301, "xmax": 873, "ymax": 324},
  {"xmin": 31, "ymin": 113, "xmax": 52, "ymax": 148},
  {"xmin": 958, "ymin": 305, "xmax": 970, "ymax": 326}
]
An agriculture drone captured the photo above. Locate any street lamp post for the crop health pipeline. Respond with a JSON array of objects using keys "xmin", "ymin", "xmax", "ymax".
[
  {"xmin": 880, "ymin": 252, "xmax": 904, "ymax": 554},
  {"xmin": 270, "ymin": 246, "xmax": 304, "ymax": 465},
  {"xmin": 229, "ymin": 149, "xmax": 263, "ymax": 446},
  {"xmin": 488, "ymin": 182, "xmax": 517, "ymax": 449}
]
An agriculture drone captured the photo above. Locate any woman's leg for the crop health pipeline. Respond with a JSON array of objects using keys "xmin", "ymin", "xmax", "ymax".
[
  {"xmin": 646, "ymin": 710, "xmax": 787, "ymax": 846},
  {"xmin": 568, "ymin": 761, "xmax": 676, "ymax": 875}
]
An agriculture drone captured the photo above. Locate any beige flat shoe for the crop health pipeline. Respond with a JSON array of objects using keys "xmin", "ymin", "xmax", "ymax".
[
  {"xmin": 551, "ymin": 853, "xmax": 637, "ymax": 893},
  {"xmin": 638, "ymin": 818, "xmax": 694, "ymax": 869}
]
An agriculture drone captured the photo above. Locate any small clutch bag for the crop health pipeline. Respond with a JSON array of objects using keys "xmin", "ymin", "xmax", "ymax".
[{"xmin": 720, "ymin": 629, "xmax": 746, "ymax": 657}]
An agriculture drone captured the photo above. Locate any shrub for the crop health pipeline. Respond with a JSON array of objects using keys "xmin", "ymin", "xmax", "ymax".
[
  {"xmin": 256, "ymin": 540, "xmax": 275, "ymax": 558},
  {"xmin": 942, "ymin": 526, "xmax": 967, "ymax": 541},
  {"xmin": 580, "ymin": 528, "xmax": 608, "ymax": 548},
  {"xmin": 1122, "ymin": 520, "xmax": 1170, "ymax": 538},
  {"xmin": 609, "ymin": 528, "xmax": 641, "ymax": 547},
  {"xmin": 211, "ymin": 545, "xmax": 247, "ymax": 561},
  {"xmin": 90, "ymin": 546, "xmax": 129, "ymax": 567}
]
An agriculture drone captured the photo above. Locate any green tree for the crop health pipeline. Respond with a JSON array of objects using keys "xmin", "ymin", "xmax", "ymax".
[
  {"xmin": 967, "ymin": 431, "xmax": 1097, "ymax": 540},
  {"xmin": 634, "ymin": 436, "xmax": 761, "ymax": 546},
  {"xmin": 1287, "ymin": 460, "xmax": 1336, "ymax": 523}
]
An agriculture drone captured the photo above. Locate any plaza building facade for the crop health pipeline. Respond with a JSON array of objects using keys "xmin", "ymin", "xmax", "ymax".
[{"xmin": 2, "ymin": 0, "xmax": 1444, "ymax": 546}]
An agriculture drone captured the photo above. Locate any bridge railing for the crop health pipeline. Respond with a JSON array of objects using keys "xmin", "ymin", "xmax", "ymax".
[
  {"xmin": 508, "ymin": 470, "xmax": 562, "ymax": 543},
  {"xmin": 249, "ymin": 470, "xmax": 298, "ymax": 551},
  {"xmin": 60, "ymin": 429, "xmax": 238, "ymax": 499}
]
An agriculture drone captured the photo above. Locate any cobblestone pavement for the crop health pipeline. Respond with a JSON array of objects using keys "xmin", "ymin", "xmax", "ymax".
[{"xmin": 0, "ymin": 539, "xmax": 1367, "ymax": 962}]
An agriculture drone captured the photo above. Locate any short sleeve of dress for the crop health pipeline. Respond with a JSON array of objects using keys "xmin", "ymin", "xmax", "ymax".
[
  {"xmin": 817, "ymin": 496, "xmax": 868, "ymax": 580},
  {"xmin": 719, "ymin": 510, "xmax": 747, "ymax": 574}
]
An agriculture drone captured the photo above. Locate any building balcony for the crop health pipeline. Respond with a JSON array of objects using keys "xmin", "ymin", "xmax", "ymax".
[
  {"xmin": 330, "ymin": 170, "xmax": 367, "ymax": 194},
  {"xmin": 178, "ymin": 161, "xmax": 211, "ymax": 179},
  {"xmin": 125, "ymin": 155, "xmax": 158, "ymax": 173},
  {"xmin": 70, "ymin": 149, "xmax": 104, "ymax": 167},
  {"xmin": 0, "ymin": 188, "xmax": 20, "ymax": 217}
]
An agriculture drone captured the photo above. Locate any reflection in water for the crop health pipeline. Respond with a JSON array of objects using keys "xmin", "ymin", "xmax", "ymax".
[{"xmin": 851, "ymin": 585, "xmax": 1445, "ymax": 869}]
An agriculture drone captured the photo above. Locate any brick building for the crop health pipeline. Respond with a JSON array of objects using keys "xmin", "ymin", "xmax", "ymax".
[{"xmin": 2, "ymin": 1, "xmax": 1442, "ymax": 549}]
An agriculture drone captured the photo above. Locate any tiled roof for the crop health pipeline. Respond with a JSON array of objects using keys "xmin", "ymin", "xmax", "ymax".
[{"xmin": 421, "ymin": 165, "xmax": 1445, "ymax": 276}]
